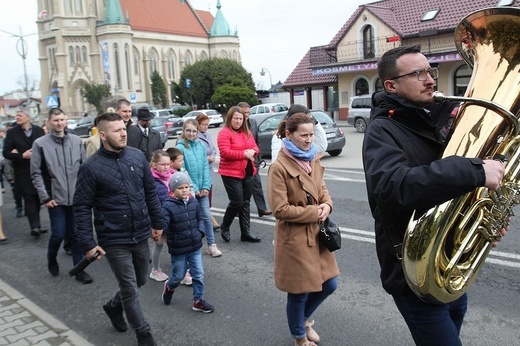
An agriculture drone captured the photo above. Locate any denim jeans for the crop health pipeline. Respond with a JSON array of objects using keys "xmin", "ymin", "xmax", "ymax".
[
  {"xmin": 104, "ymin": 240, "xmax": 151, "ymax": 334},
  {"xmin": 286, "ymin": 276, "xmax": 339, "ymax": 339},
  {"xmin": 393, "ymin": 293, "xmax": 467, "ymax": 346},
  {"xmin": 196, "ymin": 195, "xmax": 215, "ymax": 246},
  {"xmin": 221, "ymin": 175, "xmax": 253, "ymax": 231},
  {"xmin": 47, "ymin": 206, "xmax": 83, "ymax": 266},
  {"xmin": 166, "ymin": 249, "xmax": 204, "ymax": 301}
]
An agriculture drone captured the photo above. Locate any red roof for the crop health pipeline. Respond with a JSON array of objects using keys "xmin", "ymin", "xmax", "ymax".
[
  {"xmin": 120, "ymin": 0, "xmax": 210, "ymax": 37},
  {"xmin": 283, "ymin": 50, "xmax": 337, "ymax": 88}
]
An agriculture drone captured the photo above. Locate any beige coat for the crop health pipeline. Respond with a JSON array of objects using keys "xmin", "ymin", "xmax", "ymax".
[{"xmin": 267, "ymin": 150, "xmax": 339, "ymax": 294}]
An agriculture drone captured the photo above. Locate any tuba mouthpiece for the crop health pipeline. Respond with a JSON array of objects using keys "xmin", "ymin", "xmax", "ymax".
[{"xmin": 432, "ymin": 91, "xmax": 446, "ymax": 103}]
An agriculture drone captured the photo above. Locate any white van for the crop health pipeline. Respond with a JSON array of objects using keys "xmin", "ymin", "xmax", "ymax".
[{"xmin": 347, "ymin": 94, "xmax": 372, "ymax": 133}]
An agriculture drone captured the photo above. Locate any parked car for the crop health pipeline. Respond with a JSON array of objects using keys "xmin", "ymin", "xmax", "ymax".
[
  {"xmin": 149, "ymin": 117, "xmax": 168, "ymax": 147},
  {"xmin": 347, "ymin": 94, "xmax": 372, "ymax": 133},
  {"xmin": 150, "ymin": 109, "xmax": 172, "ymax": 118},
  {"xmin": 74, "ymin": 116, "xmax": 96, "ymax": 137},
  {"xmin": 250, "ymin": 103, "xmax": 288, "ymax": 115},
  {"xmin": 250, "ymin": 109, "xmax": 346, "ymax": 158},
  {"xmin": 183, "ymin": 109, "xmax": 223, "ymax": 127},
  {"xmin": 153, "ymin": 115, "xmax": 183, "ymax": 138},
  {"xmin": 67, "ymin": 119, "xmax": 78, "ymax": 130}
]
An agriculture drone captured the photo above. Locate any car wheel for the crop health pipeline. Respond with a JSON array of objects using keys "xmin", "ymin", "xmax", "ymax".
[
  {"xmin": 328, "ymin": 149, "xmax": 342, "ymax": 157},
  {"xmin": 355, "ymin": 118, "xmax": 367, "ymax": 133}
]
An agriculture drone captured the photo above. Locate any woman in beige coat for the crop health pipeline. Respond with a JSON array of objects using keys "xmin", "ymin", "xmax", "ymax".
[{"xmin": 267, "ymin": 112, "xmax": 339, "ymax": 346}]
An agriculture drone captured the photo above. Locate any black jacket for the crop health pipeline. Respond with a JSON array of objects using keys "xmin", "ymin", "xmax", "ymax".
[
  {"xmin": 3, "ymin": 124, "xmax": 45, "ymax": 196},
  {"xmin": 362, "ymin": 92, "xmax": 486, "ymax": 295},
  {"xmin": 73, "ymin": 145, "xmax": 163, "ymax": 253},
  {"xmin": 126, "ymin": 125, "xmax": 162, "ymax": 162}
]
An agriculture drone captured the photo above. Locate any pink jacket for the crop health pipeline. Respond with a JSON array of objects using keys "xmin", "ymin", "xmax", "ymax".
[{"xmin": 217, "ymin": 127, "xmax": 259, "ymax": 179}]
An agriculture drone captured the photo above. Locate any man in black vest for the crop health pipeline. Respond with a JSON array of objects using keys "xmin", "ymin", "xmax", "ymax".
[{"xmin": 127, "ymin": 107, "xmax": 162, "ymax": 162}]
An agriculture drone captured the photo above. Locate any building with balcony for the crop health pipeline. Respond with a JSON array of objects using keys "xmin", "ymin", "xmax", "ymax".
[
  {"xmin": 283, "ymin": 0, "xmax": 519, "ymax": 120},
  {"xmin": 36, "ymin": 0, "xmax": 240, "ymax": 116}
]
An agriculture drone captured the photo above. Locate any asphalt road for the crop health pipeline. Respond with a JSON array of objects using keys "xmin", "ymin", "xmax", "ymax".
[{"xmin": 0, "ymin": 125, "xmax": 519, "ymax": 345}]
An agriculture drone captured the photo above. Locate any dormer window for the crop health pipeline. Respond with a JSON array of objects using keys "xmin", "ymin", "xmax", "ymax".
[
  {"xmin": 497, "ymin": 0, "xmax": 514, "ymax": 6},
  {"xmin": 422, "ymin": 9, "xmax": 439, "ymax": 21}
]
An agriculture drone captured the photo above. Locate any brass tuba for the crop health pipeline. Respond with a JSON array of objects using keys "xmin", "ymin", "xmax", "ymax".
[{"xmin": 402, "ymin": 6, "xmax": 520, "ymax": 304}]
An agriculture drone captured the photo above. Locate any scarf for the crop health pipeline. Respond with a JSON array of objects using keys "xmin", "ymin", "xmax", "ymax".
[
  {"xmin": 281, "ymin": 139, "xmax": 316, "ymax": 174},
  {"xmin": 151, "ymin": 168, "xmax": 172, "ymax": 191}
]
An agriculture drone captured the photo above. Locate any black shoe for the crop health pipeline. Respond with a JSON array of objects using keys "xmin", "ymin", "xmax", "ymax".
[
  {"xmin": 258, "ymin": 210, "xmax": 272, "ymax": 217},
  {"xmin": 241, "ymin": 233, "xmax": 261, "ymax": 243},
  {"xmin": 16, "ymin": 209, "xmax": 23, "ymax": 218},
  {"xmin": 48, "ymin": 259, "xmax": 59, "ymax": 277},
  {"xmin": 213, "ymin": 225, "xmax": 221, "ymax": 232},
  {"xmin": 136, "ymin": 331, "xmax": 156, "ymax": 346},
  {"xmin": 221, "ymin": 225, "xmax": 230, "ymax": 242},
  {"xmin": 103, "ymin": 301, "xmax": 128, "ymax": 332},
  {"xmin": 38, "ymin": 228, "xmax": 48, "ymax": 234},
  {"xmin": 75, "ymin": 271, "xmax": 93, "ymax": 284},
  {"xmin": 30, "ymin": 229, "xmax": 40, "ymax": 237},
  {"xmin": 0, "ymin": 238, "xmax": 8, "ymax": 244}
]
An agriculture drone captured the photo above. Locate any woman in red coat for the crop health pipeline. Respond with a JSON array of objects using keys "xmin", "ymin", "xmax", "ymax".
[{"xmin": 217, "ymin": 106, "xmax": 261, "ymax": 243}]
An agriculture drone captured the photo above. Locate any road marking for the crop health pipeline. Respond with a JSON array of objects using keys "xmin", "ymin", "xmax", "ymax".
[{"xmin": 211, "ymin": 207, "xmax": 520, "ymax": 269}]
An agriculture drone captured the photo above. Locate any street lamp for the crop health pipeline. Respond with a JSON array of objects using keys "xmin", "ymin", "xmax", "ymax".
[
  {"xmin": 0, "ymin": 27, "xmax": 38, "ymax": 112},
  {"xmin": 260, "ymin": 67, "xmax": 272, "ymax": 89}
]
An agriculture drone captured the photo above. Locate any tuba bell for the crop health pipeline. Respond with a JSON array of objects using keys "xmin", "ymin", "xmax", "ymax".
[{"xmin": 402, "ymin": 6, "xmax": 520, "ymax": 304}]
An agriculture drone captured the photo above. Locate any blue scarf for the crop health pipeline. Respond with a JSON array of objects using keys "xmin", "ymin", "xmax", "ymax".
[{"xmin": 282, "ymin": 138, "xmax": 317, "ymax": 161}]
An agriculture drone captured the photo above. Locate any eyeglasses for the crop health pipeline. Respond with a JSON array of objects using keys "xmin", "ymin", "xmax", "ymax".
[
  {"xmin": 185, "ymin": 129, "xmax": 198, "ymax": 134},
  {"xmin": 390, "ymin": 67, "xmax": 439, "ymax": 81},
  {"xmin": 155, "ymin": 163, "xmax": 170, "ymax": 167}
]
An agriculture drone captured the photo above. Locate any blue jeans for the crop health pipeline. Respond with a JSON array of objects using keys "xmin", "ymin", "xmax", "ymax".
[
  {"xmin": 393, "ymin": 293, "xmax": 467, "ymax": 346},
  {"xmin": 286, "ymin": 276, "xmax": 338, "ymax": 339},
  {"xmin": 104, "ymin": 240, "xmax": 151, "ymax": 334},
  {"xmin": 47, "ymin": 206, "xmax": 83, "ymax": 266},
  {"xmin": 166, "ymin": 249, "xmax": 204, "ymax": 301},
  {"xmin": 196, "ymin": 195, "xmax": 215, "ymax": 246}
]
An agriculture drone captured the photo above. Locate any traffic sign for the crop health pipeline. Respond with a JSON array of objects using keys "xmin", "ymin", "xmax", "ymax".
[
  {"xmin": 46, "ymin": 96, "xmax": 58, "ymax": 108},
  {"xmin": 130, "ymin": 92, "xmax": 136, "ymax": 103},
  {"xmin": 186, "ymin": 78, "xmax": 191, "ymax": 89}
]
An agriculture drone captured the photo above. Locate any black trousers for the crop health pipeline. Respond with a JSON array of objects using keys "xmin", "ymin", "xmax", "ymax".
[
  {"xmin": 221, "ymin": 175, "xmax": 253, "ymax": 233},
  {"xmin": 23, "ymin": 194, "xmax": 41, "ymax": 230},
  {"xmin": 252, "ymin": 172, "xmax": 268, "ymax": 212}
]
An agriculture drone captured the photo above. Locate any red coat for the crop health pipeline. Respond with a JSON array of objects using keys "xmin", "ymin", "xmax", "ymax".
[{"xmin": 217, "ymin": 127, "xmax": 259, "ymax": 179}]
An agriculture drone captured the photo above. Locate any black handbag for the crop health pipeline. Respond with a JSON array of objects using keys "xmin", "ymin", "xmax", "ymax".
[{"xmin": 318, "ymin": 217, "xmax": 341, "ymax": 252}]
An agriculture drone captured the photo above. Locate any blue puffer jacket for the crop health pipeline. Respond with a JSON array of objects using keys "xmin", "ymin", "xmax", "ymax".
[
  {"xmin": 154, "ymin": 178, "xmax": 169, "ymax": 205},
  {"xmin": 162, "ymin": 194, "xmax": 204, "ymax": 256},
  {"xmin": 176, "ymin": 139, "xmax": 211, "ymax": 193},
  {"xmin": 73, "ymin": 146, "xmax": 163, "ymax": 252}
]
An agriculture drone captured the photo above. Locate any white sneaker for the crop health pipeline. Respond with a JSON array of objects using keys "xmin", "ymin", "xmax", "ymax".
[
  {"xmin": 149, "ymin": 269, "xmax": 169, "ymax": 282},
  {"xmin": 206, "ymin": 244, "xmax": 222, "ymax": 257},
  {"xmin": 180, "ymin": 270, "xmax": 193, "ymax": 286}
]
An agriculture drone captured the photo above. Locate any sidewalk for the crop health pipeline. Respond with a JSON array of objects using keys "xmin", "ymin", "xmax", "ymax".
[{"xmin": 0, "ymin": 278, "xmax": 92, "ymax": 346}]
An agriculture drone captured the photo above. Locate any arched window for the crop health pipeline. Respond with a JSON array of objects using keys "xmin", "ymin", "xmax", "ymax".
[
  {"xmin": 114, "ymin": 43, "xmax": 121, "ymax": 91},
  {"xmin": 82, "ymin": 46, "xmax": 88, "ymax": 63},
  {"xmin": 374, "ymin": 78, "xmax": 384, "ymax": 92},
  {"xmin": 167, "ymin": 51, "xmax": 175, "ymax": 80},
  {"xmin": 200, "ymin": 51, "xmax": 208, "ymax": 61},
  {"xmin": 149, "ymin": 50, "xmax": 158, "ymax": 72},
  {"xmin": 74, "ymin": 0, "xmax": 83, "ymax": 15},
  {"xmin": 219, "ymin": 50, "xmax": 227, "ymax": 59},
  {"xmin": 75, "ymin": 46, "xmax": 81, "ymax": 63},
  {"xmin": 69, "ymin": 46, "xmax": 74, "ymax": 65},
  {"xmin": 184, "ymin": 52, "xmax": 191, "ymax": 66},
  {"xmin": 454, "ymin": 65, "xmax": 472, "ymax": 96},
  {"xmin": 363, "ymin": 26, "xmax": 375, "ymax": 59},
  {"xmin": 355, "ymin": 78, "xmax": 369, "ymax": 95},
  {"xmin": 125, "ymin": 44, "xmax": 131, "ymax": 90},
  {"xmin": 133, "ymin": 48, "xmax": 140, "ymax": 75}
]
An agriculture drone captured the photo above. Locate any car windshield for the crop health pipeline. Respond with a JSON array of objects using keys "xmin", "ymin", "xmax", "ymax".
[
  {"xmin": 273, "ymin": 104, "xmax": 288, "ymax": 112},
  {"xmin": 311, "ymin": 111, "xmax": 334, "ymax": 124}
]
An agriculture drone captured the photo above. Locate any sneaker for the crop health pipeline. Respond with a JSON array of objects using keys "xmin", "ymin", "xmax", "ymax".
[
  {"xmin": 192, "ymin": 299, "xmax": 214, "ymax": 313},
  {"xmin": 102, "ymin": 301, "xmax": 127, "ymax": 332},
  {"xmin": 162, "ymin": 281, "xmax": 175, "ymax": 305},
  {"xmin": 180, "ymin": 270, "xmax": 192, "ymax": 286},
  {"xmin": 136, "ymin": 331, "xmax": 156, "ymax": 346},
  {"xmin": 149, "ymin": 269, "xmax": 169, "ymax": 282},
  {"xmin": 206, "ymin": 244, "xmax": 222, "ymax": 257}
]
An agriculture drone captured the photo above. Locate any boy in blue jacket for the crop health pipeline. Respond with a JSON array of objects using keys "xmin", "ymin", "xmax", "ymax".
[{"xmin": 161, "ymin": 171, "xmax": 214, "ymax": 313}]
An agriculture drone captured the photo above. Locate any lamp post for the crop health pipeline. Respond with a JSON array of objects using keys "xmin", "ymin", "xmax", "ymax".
[
  {"xmin": 0, "ymin": 27, "xmax": 38, "ymax": 112},
  {"xmin": 260, "ymin": 67, "xmax": 272, "ymax": 90}
]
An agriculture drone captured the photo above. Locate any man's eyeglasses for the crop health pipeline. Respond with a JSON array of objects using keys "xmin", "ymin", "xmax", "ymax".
[{"xmin": 390, "ymin": 67, "xmax": 439, "ymax": 81}]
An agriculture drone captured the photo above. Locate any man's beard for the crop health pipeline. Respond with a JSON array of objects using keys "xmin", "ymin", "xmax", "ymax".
[{"xmin": 105, "ymin": 135, "xmax": 127, "ymax": 151}]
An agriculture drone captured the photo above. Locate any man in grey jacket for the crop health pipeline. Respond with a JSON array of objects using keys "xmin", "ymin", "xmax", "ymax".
[{"xmin": 31, "ymin": 108, "xmax": 92, "ymax": 284}]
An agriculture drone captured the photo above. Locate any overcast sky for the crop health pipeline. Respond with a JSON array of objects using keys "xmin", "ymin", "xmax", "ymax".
[{"xmin": 0, "ymin": 0, "xmax": 370, "ymax": 96}]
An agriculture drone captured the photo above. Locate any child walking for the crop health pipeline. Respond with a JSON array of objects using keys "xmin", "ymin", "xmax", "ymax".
[{"xmin": 161, "ymin": 171, "xmax": 214, "ymax": 313}]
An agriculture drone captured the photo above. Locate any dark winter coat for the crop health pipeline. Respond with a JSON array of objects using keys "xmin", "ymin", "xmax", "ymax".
[
  {"xmin": 162, "ymin": 194, "xmax": 204, "ymax": 256},
  {"xmin": 126, "ymin": 125, "xmax": 162, "ymax": 162},
  {"xmin": 362, "ymin": 92, "xmax": 487, "ymax": 295},
  {"xmin": 73, "ymin": 146, "xmax": 163, "ymax": 253}
]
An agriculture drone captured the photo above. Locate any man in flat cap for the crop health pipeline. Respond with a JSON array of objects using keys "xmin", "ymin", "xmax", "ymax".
[{"xmin": 127, "ymin": 107, "xmax": 162, "ymax": 162}]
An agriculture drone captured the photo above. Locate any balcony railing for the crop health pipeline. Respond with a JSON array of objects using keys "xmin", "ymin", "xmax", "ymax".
[{"xmin": 310, "ymin": 34, "xmax": 455, "ymax": 67}]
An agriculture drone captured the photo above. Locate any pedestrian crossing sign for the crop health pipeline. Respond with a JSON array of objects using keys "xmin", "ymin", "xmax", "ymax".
[{"xmin": 46, "ymin": 96, "xmax": 59, "ymax": 108}]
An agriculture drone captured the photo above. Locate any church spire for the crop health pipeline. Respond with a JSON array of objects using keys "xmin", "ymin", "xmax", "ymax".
[
  {"xmin": 210, "ymin": 1, "xmax": 234, "ymax": 36},
  {"xmin": 104, "ymin": 0, "xmax": 126, "ymax": 24}
]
